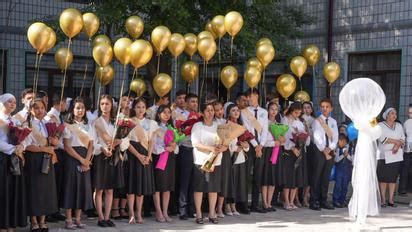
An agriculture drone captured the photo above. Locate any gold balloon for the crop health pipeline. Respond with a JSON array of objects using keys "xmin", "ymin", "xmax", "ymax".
[
  {"xmin": 244, "ymin": 67, "xmax": 261, "ymax": 88},
  {"xmin": 256, "ymin": 38, "xmax": 272, "ymax": 48},
  {"xmin": 290, "ymin": 56, "xmax": 307, "ymax": 79},
  {"xmin": 168, "ymin": 33, "xmax": 186, "ymax": 57},
  {"xmin": 211, "ymin": 15, "xmax": 226, "ymax": 38},
  {"xmin": 55, "ymin": 47, "xmax": 73, "ymax": 71},
  {"xmin": 130, "ymin": 39, "xmax": 153, "ymax": 69},
  {"xmin": 153, "ymin": 73, "xmax": 172, "ymax": 97},
  {"xmin": 323, "ymin": 62, "xmax": 341, "ymax": 84},
  {"xmin": 27, "ymin": 22, "xmax": 50, "ymax": 53},
  {"xmin": 246, "ymin": 57, "xmax": 263, "ymax": 73},
  {"xmin": 151, "ymin": 26, "xmax": 171, "ymax": 55},
  {"xmin": 198, "ymin": 31, "xmax": 214, "ymax": 41},
  {"xmin": 224, "ymin": 11, "xmax": 243, "ymax": 37},
  {"xmin": 205, "ymin": 22, "xmax": 217, "ymax": 39},
  {"xmin": 276, "ymin": 74, "xmax": 297, "ymax": 99},
  {"xmin": 294, "ymin": 90, "xmax": 311, "ymax": 102},
  {"xmin": 93, "ymin": 43, "xmax": 113, "ymax": 67},
  {"xmin": 92, "ymin": 34, "xmax": 111, "ymax": 47},
  {"xmin": 82, "ymin": 12, "xmax": 100, "ymax": 39},
  {"xmin": 96, "ymin": 65, "xmax": 115, "ymax": 86},
  {"xmin": 38, "ymin": 27, "xmax": 56, "ymax": 54},
  {"xmin": 221, "ymin": 66, "xmax": 238, "ymax": 89},
  {"xmin": 114, "ymin": 37, "xmax": 132, "ymax": 65},
  {"xmin": 125, "ymin": 16, "xmax": 144, "ymax": 39},
  {"xmin": 302, "ymin": 44, "xmax": 320, "ymax": 67},
  {"xmin": 183, "ymin": 33, "xmax": 197, "ymax": 57},
  {"xmin": 256, "ymin": 43, "xmax": 275, "ymax": 68},
  {"xmin": 181, "ymin": 61, "xmax": 199, "ymax": 84},
  {"xmin": 130, "ymin": 79, "xmax": 146, "ymax": 97},
  {"xmin": 197, "ymin": 37, "xmax": 216, "ymax": 62},
  {"xmin": 59, "ymin": 8, "xmax": 83, "ymax": 38}
]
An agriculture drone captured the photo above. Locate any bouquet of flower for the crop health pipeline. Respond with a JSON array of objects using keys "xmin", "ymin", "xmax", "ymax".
[
  {"xmin": 292, "ymin": 131, "xmax": 309, "ymax": 169},
  {"xmin": 269, "ymin": 123, "xmax": 289, "ymax": 164},
  {"xmin": 8, "ymin": 122, "xmax": 32, "ymax": 175},
  {"xmin": 175, "ymin": 112, "xmax": 203, "ymax": 136},
  {"xmin": 110, "ymin": 117, "xmax": 136, "ymax": 166},
  {"xmin": 167, "ymin": 124, "xmax": 186, "ymax": 143},
  {"xmin": 155, "ymin": 129, "xmax": 174, "ymax": 170},
  {"xmin": 45, "ymin": 122, "xmax": 65, "ymax": 139},
  {"xmin": 237, "ymin": 130, "xmax": 255, "ymax": 145}
]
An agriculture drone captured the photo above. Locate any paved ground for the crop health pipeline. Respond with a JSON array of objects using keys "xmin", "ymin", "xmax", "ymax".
[{"xmin": 22, "ymin": 204, "xmax": 412, "ymax": 232}]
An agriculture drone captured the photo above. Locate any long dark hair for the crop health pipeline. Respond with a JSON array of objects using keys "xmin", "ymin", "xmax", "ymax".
[
  {"xmin": 303, "ymin": 101, "xmax": 315, "ymax": 117},
  {"xmin": 285, "ymin": 102, "xmax": 303, "ymax": 116},
  {"xmin": 129, "ymin": 97, "xmax": 147, "ymax": 118},
  {"xmin": 155, "ymin": 104, "xmax": 173, "ymax": 126},
  {"xmin": 200, "ymin": 102, "xmax": 214, "ymax": 122},
  {"xmin": 267, "ymin": 102, "xmax": 282, "ymax": 123},
  {"xmin": 225, "ymin": 103, "xmax": 243, "ymax": 125},
  {"xmin": 97, "ymin": 95, "xmax": 116, "ymax": 122},
  {"xmin": 24, "ymin": 98, "xmax": 46, "ymax": 128},
  {"xmin": 65, "ymin": 97, "xmax": 88, "ymax": 124}
]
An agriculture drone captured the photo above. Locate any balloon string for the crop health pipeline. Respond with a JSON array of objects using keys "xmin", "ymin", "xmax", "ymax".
[
  {"xmin": 217, "ymin": 38, "xmax": 221, "ymax": 100},
  {"xmin": 127, "ymin": 68, "xmax": 137, "ymax": 98},
  {"xmin": 227, "ymin": 87, "xmax": 230, "ymax": 102},
  {"xmin": 205, "ymin": 61, "xmax": 208, "ymax": 99},
  {"xmin": 32, "ymin": 53, "xmax": 39, "ymax": 95},
  {"xmin": 97, "ymin": 81, "xmax": 102, "ymax": 108},
  {"xmin": 230, "ymin": 36, "xmax": 234, "ymax": 62},
  {"xmin": 262, "ymin": 68, "xmax": 266, "ymax": 106},
  {"xmin": 173, "ymin": 57, "xmax": 178, "ymax": 102},
  {"xmin": 200, "ymin": 60, "xmax": 206, "ymax": 106},
  {"xmin": 79, "ymin": 64, "xmax": 88, "ymax": 97},
  {"xmin": 34, "ymin": 54, "xmax": 43, "ymax": 96},
  {"xmin": 60, "ymin": 38, "xmax": 72, "ymax": 105},
  {"xmin": 300, "ymin": 78, "xmax": 303, "ymax": 91},
  {"xmin": 186, "ymin": 82, "xmax": 190, "ymax": 94},
  {"xmin": 157, "ymin": 54, "xmax": 161, "ymax": 75},
  {"xmin": 110, "ymin": 64, "xmax": 127, "ymax": 154}
]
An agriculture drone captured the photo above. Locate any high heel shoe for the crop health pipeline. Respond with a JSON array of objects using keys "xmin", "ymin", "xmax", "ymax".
[{"xmin": 65, "ymin": 220, "xmax": 77, "ymax": 230}]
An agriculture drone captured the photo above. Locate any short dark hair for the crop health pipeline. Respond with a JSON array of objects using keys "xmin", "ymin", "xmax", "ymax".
[
  {"xmin": 212, "ymin": 100, "xmax": 223, "ymax": 107},
  {"xmin": 36, "ymin": 90, "xmax": 48, "ymax": 98},
  {"xmin": 176, "ymin": 90, "xmax": 186, "ymax": 97},
  {"xmin": 21, "ymin": 88, "xmax": 34, "ymax": 99},
  {"xmin": 285, "ymin": 102, "xmax": 303, "ymax": 116},
  {"xmin": 185, "ymin": 93, "xmax": 198, "ymax": 102},
  {"xmin": 235, "ymin": 92, "xmax": 246, "ymax": 101},
  {"xmin": 51, "ymin": 94, "xmax": 66, "ymax": 106},
  {"xmin": 246, "ymin": 88, "xmax": 259, "ymax": 96},
  {"xmin": 200, "ymin": 101, "xmax": 214, "ymax": 114},
  {"xmin": 320, "ymin": 98, "xmax": 333, "ymax": 107},
  {"xmin": 338, "ymin": 133, "xmax": 348, "ymax": 142}
]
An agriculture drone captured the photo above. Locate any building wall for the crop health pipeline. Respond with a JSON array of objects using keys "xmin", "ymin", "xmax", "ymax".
[{"xmin": 283, "ymin": 0, "xmax": 412, "ymax": 122}]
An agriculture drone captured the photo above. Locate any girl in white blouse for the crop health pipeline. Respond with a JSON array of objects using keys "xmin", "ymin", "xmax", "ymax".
[
  {"xmin": 62, "ymin": 97, "xmax": 94, "ymax": 229},
  {"xmin": 152, "ymin": 105, "xmax": 178, "ymax": 223},
  {"xmin": 191, "ymin": 102, "xmax": 228, "ymax": 224},
  {"xmin": 125, "ymin": 98, "xmax": 158, "ymax": 224}
]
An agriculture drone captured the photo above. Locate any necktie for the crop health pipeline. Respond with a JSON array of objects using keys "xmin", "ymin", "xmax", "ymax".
[
  {"xmin": 59, "ymin": 114, "xmax": 64, "ymax": 124},
  {"xmin": 325, "ymin": 118, "xmax": 329, "ymax": 148},
  {"xmin": 254, "ymin": 109, "xmax": 259, "ymax": 142}
]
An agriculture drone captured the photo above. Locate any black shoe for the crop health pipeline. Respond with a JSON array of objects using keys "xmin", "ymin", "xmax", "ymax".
[
  {"xmin": 320, "ymin": 202, "xmax": 335, "ymax": 210},
  {"xmin": 333, "ymin": 203, "xmax": 344, "ymax": 208},
  {"xmin": 86, "ymin": 210, "xmax": 98, "ymax": 219},
  {"xmin": 209, "ymin": 217, "xmax": 219, "ymax": 224},
  {"xmin": 51, "ymin": 213, "xmax": 66, "ymax": 221},
  {"xmin": 250, "ymin": 206, "xmax": 267, "ymax": 213},
  {"xmin": 179, "ymin": 215, "xmax": 188, "ymax": 220},
  {"xmin": 106, "ymin": 220, "xmax": 116, "ymax": 227},
  {"xmin": 144, "ymin": 211, "xmax": 152, "ymax": 217},
  {"xmin": 45, "ymin": 215, "xmax": 58, "ymax": 223},
  {"xmin": 399, "ymin": 191, "xmax": 407, "ymax": 195},
  {"xmin": 188, "ymin": 212, "xmax": 195, "ymax": 218},
  {"xmin": 388, "ymin": 202, "xmax": 397, "ymax": 207},
  {"xmin": 195, "ymin": 217, "xmax": 204, "ymax": 224},
  {"xmin": 238, "ymin": 208, "xmax": 250, "ymax": 215},
  {"xmin": 97, "ymin": 220, "xmax": 109, "ymax": 227},
  {"xmin": 309, "ymin": 204, "xmax": 321, "ymax": 211}
]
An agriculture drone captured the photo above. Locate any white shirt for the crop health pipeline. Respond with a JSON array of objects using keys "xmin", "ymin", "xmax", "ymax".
[
  {"xmin": 191, "ymin": 121, "xmax": 222, "ymax": 166},
  {"xmin": 228, "ymin": 138, "xmax": 249, "ymax": 164},
  {"xmin": 152, "ymin": 123, "xmax": 179, "ymax": 155},
  {"xmin": 302, "ymin": 114, "xmax": 315, "ymax": 138},
  {"xmin": 86, "ymin": 110, "xmax": 98, "ymax": 125},
  {"xmin": 312, "ymin": 114, "xmax": 339, "ymax": 151},
  {"xmin": 92, "ymin": 117, "xmax": 115, "ymax": 155},
  {"xmin": 0, "ymin": 112, "xmax": 19, "ymax": 155},
  {"xmin": 63, "ymin": 121, "xmax": 94, "ymax": 148},
  {"xmin": 404, "ymin": 119, "xmax": 412, "ymax": 152},
  {"xmin": 241, "ymin": 106, "xmax": 269, "ymax": 147},
  {"xmin": 44, "ymin": 107, "xmax": 64, "ymax": 149},
  {"xmin": 282, "ymin": 117, "xmax": 310, "ymax": 150},
  {"xmin": 146, "ymin": 105, "xmax": 159, "ymax": 120},
  {"xmin": 215, "ymin": 118, "xmax": 226, "ymax": 125},
  {"xmin": 13, "ymin": 108, "xmax": 29, "ymax": 123},
  {"xmin": 378, "ymin": 122, "xmax": 405, "ymax": 163},
  {"xmin": 265, "ymin": 119, "xmax": 277, "ymax": 147},
  {"xmin": 25, "ymin": 117, "xmax": 49, "ymax": 147},
  {"xmin": 334, "ymin": 144, "xmax": 353, "ymax": 163}
]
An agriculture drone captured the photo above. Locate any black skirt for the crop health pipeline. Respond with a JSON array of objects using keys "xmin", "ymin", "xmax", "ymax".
[
  {"xmin": 125, "ymin": 141, "xmax": 155, "ymax": 195},
  {"xmin": 192, "ymin": 164, "xmax": 222, "ymax": 193},
  {"xmin": 279, "ymin": 150, "xmax": 297, "ymax": 188},
  {"xmin": 153, "ymin": 152, "xmax": 176, "ymax": 192},
  {"xmin": 114, "ymin": 157, "xmax": 128, "ymax": 199},
  {"xmin": 219, "ymin": 151, "xmax": 234, "ymax": 198},
  {"xmin": 377, "ymin": 159, "xmax": 401, "ymax": 183},
  {"xmin": 261, "ymin": 147, "xmax": 278, "ymax": 186},
  {"xmin": 61, "ymin": 147, "xmax": 93, "ymax": 211},
  {"xmin": 54, "ymin": 148, "xmax": 66, "ymax": 207},
  {"xmin": 232, "ymin": 162, "xmax": 247, "ymax": 202},
  {"xmin": 295, "ymin": 148, "xmax": 309, "ymax": 188},
  {"xmin": 92, "ymin": 149, "xmax": 125, "ymax": 190},
  {"xmin": 0, "ymin": 153, "xmax": 27, "ymax": 229},
  {"xmin": 24, "ymin": 151, "xmax": 58, "ymax": 216}
]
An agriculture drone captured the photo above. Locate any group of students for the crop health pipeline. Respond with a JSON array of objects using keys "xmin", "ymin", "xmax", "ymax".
[{"xmin": 1, "ymin": 86, "xmax": 411, "ymax": 231}]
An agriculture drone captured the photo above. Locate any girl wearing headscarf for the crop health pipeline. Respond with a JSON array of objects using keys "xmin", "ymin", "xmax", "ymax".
[
  {"xmin": 0, "ymin": 94, "xmax": 27, "ymax": 231},
  {"xmin": 377, "ymin": 107, "xmax": 405, "ymax": 207}
]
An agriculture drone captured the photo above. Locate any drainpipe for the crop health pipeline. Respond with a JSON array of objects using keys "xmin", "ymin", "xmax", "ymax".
[{"xmin": 326, "ymin": 0, "xmax": 334, "ymax": 99}]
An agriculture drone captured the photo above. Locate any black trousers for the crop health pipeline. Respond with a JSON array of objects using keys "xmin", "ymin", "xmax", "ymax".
[
  {"xmin": 399, "ymin": 152, "xmax": 412, "ymax": 193},
  {"xmin": 310, "ymin": 146, "xmax": 334, "ymax": 204},
  {"xmin": 54, "ymin": 149, "xmax": 65, "ymax": 209},
  {"xmin": 177, "ymin": 146, "xmax": 194, "ymax": 216},
  {"xmin": 248, "ymin": 146, "xmax": 264, "ymax": 208}
]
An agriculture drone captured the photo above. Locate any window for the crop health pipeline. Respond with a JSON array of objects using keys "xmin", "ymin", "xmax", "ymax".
[
  {"xmin": 25, "ymin": 52, "xmax": 95, "ymax": 106},
  {"xmin": 348, "ymin": 51, "xmax": 401, "ymax": 110},
  {"xmin": 0, "ymin": 49, "xmax": 6, "ymax": 93}
]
